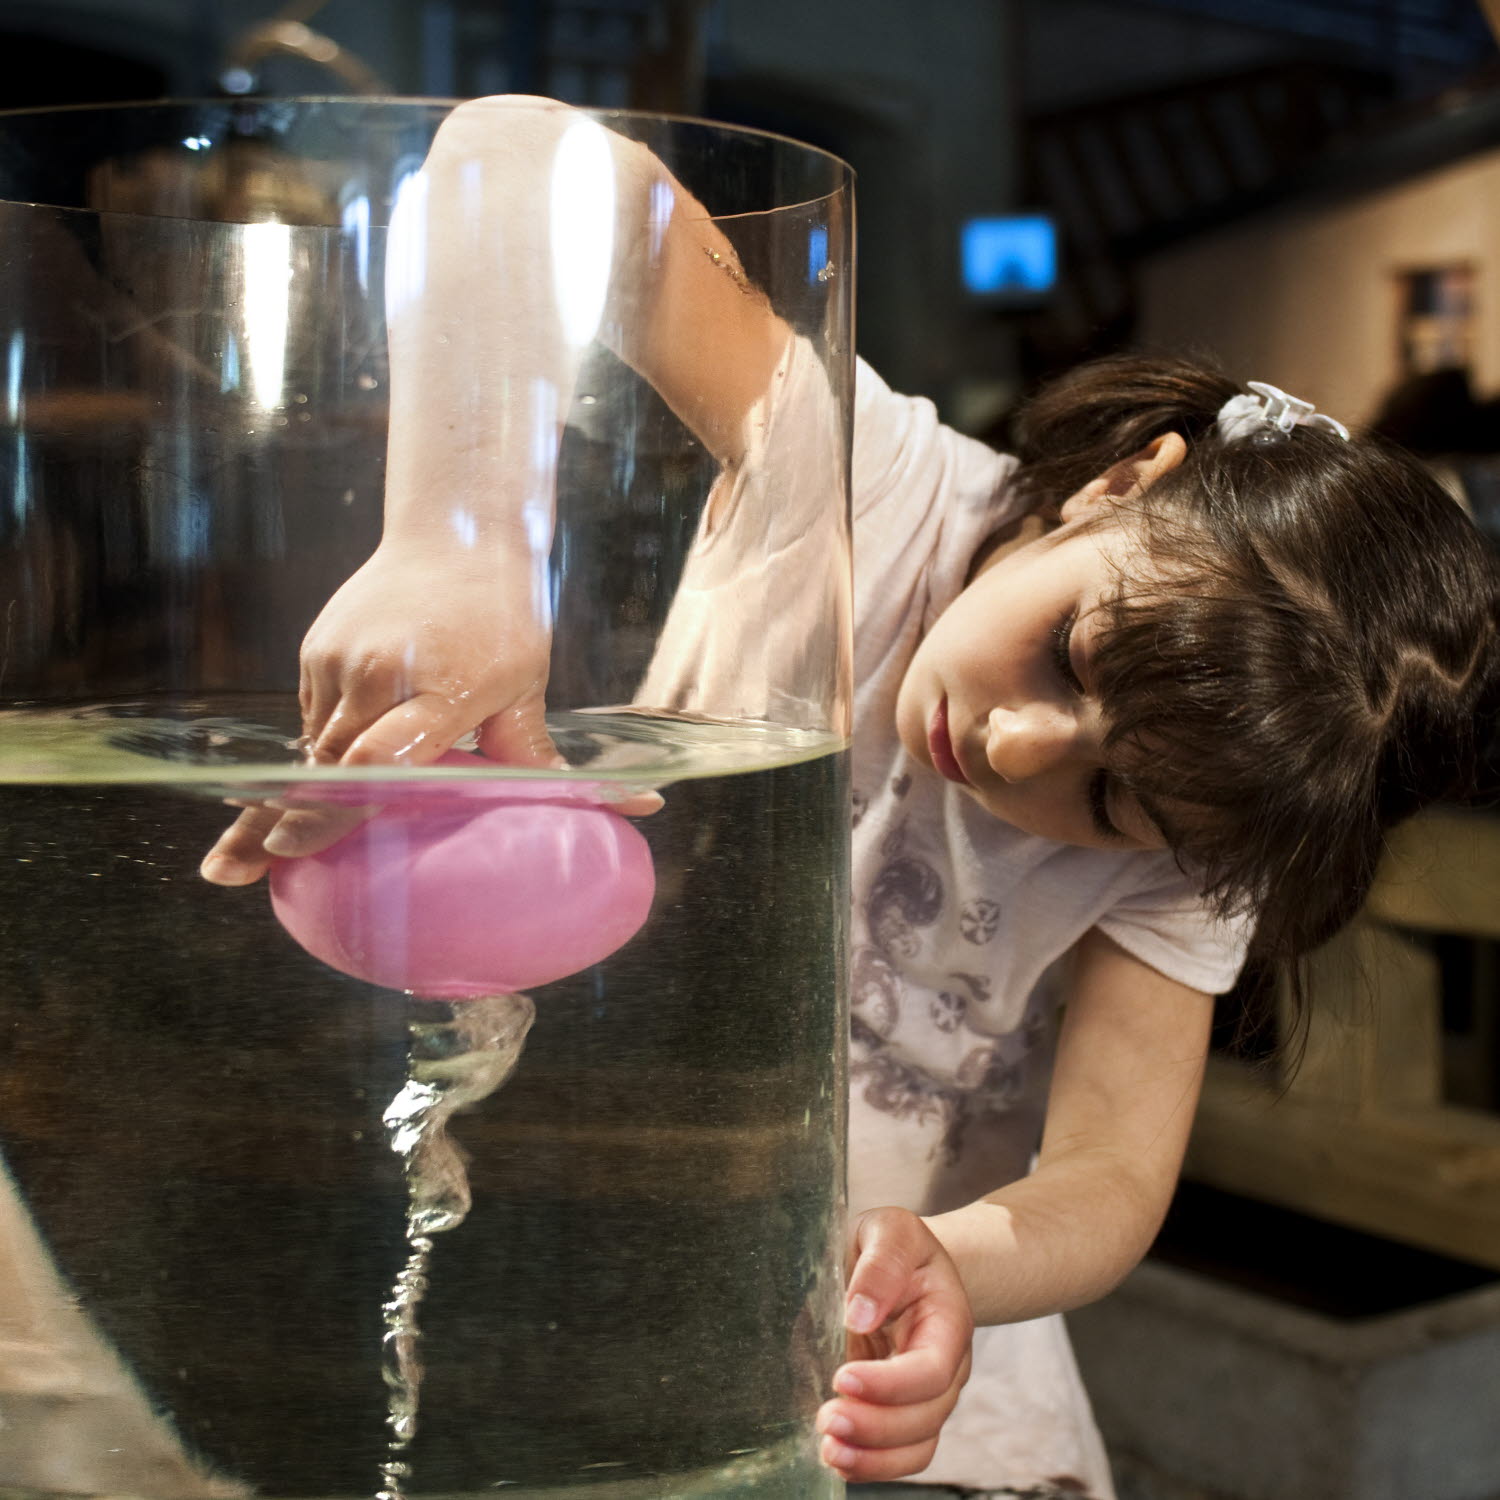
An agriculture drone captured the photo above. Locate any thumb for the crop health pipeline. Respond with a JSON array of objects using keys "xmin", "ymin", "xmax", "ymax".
[
  {"xmin": 844, "ymin": 1208, "xmax": 927, "ymax": 1335},
  {"xmin": 475, "ymin": 681, "xmax": 564, "ymax": 769}
]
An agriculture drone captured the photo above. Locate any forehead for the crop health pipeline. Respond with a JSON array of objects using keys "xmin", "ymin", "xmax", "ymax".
[{"xmin": 1042, "ymin": 511, "xmax": 1155, "ymax": 597}]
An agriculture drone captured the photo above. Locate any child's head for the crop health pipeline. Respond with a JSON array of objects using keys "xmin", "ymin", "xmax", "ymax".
[
  {"xmin": 1008, "ymin": 354, "xmax": 1500, "ymax": 972},
  {"xmin": 895, "ymin": 440, "xmax": 1187, "ymax": 851}
]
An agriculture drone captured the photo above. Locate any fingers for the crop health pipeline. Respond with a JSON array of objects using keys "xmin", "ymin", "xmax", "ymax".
[
  {"xmin": 815, "ymin": 1207, "xmax": 975, "ymax": 1484},
  {"xmin": 234, "ymin": 691, "xmax": 473, "ymax": 876},
  {"xmin": 612, "ymin": 790, "xmax": 665, "ymax": 817},
  {"xmin": 843, "ymin": 1207, "xmax": 964, "ymax": 1349},
  {"xmin": 260, "ymin": 804, "xmax": 372, "ymax": 860},
  {"xmin": 816, "ymin": 1324, "xmax": 972, "ymax": 1483},
  {"xmin": 817, "ymin": 1360, "xmax": 967, "ymax": 1459},
  {"xmin": 835, "ymin": 1298, "xmax": 973, "ymax": 1406},
  {"xmin": 475, "ymin": 683, "xmax": 564, "ymax": 768},
  {"xmin": 299, "ymin": 659, "xmax": 338, "ymax": 753},
  {"xmin": 337, "ymin": 692, "xmax": 479, "ymax": 767},
  {"xmin": 817, "ymin": 1421, "xmax": 941, "ymax": 1485},
  {"xmin": 818, "ymin": 1317, "xmax": 971, "ymax": 1484},
  {"xmin": 209, "ymin": 655, "xmax": 566, "ymax": 887},
  {"xmin": 199, "ymin": 800, "xmax": 375, "ymax": 885},
  {"xmin": 318, "ymin": 678, "xmax": 559, "ymax": 770},
  {"xmin": 200, "ymin": 804, "xmax": 284, "ymax": 886}
]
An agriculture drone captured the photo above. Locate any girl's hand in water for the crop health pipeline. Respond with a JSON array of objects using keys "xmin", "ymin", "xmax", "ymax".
[
  {"xmin": 299, "ymin": 544, "xmax": 558, "ymax": 770},
  {"xmin": 199, "ymin": 542, "xmax": 560, "ymax": 888},
  {"xmin": 816, "ymin": 1207, "xmax": 974, "ymax": 1482}
]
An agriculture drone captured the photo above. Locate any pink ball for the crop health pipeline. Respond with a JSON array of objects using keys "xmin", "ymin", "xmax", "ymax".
[{"xmin": 269, "ymin": 761, "xmax": 655, "ymax": 999}]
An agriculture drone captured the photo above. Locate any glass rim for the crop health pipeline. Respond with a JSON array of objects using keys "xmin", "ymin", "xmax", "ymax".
[
  {"xmin": 0, "ymin": 93, "xmax": 857, "ymax": 180},
  {"xmin": 0, "ymin": 95, "xmax": 853, "ymax": 226}
]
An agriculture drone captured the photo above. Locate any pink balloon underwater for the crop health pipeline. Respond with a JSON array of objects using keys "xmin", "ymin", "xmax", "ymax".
[{"xmin": 269, "ymin": 753, "xmax": 656, "ymax": 998}]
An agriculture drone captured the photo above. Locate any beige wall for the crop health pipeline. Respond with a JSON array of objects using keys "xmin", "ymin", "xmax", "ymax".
[{"xmin": 1137, "ymin": 148, "xmax": 1500, "ymax": 428}]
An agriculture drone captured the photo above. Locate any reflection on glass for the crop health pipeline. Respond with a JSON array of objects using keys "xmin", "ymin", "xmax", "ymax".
[
  {"xmin": 241, "ymin": 220, "xmax": 294, "ymax": 409},
  {"xmin": 549, "ymin": 116, "xmax": 618, "ymax": 349}
]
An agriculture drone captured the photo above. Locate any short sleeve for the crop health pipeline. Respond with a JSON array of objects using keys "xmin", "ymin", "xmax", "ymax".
[
  {"xmin": 852, "ymin": 359, "xmax": 1025, "ymax": 608},
  {"xmin": 1096, "ymin": 858, "xmax": 1253, "ymax": 996},
  {"xmin": 635, "ymin": 335, "xmax": 850, "ymax": 728}
]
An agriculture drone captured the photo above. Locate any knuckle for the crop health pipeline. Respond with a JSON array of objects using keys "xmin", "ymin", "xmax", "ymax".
[
  {"xmin": 855, "ymin": 1246, "xmax": 910, "ymax": 1286},
  {"xmin": 349, "ymin": 653, "xmax": 396, "ymax": 690}
]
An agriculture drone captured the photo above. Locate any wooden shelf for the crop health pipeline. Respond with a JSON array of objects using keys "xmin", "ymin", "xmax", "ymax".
[{"xmin": 1185, "ymin": 807, "xmax": 1500, "ymax": 1270}]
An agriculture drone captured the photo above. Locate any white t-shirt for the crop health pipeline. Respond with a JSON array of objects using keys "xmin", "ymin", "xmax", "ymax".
[
  {"xmin": 645, "ymin": 339, "xmax": 1251, "ymax": 1498},
  {"xmin": 846, "ymin": 356, "xmax": 1249, "ymax": 1496}
]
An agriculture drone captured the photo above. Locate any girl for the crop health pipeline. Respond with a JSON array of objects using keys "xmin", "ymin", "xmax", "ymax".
[{"xmin": 202, "ymin": 98, "xmax": 1500, "ymax": 1499}]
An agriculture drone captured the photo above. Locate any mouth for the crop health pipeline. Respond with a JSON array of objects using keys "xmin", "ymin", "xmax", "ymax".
[{"xmin": 928, "ymin": 699, "xmax": 970, "ymax": 786}]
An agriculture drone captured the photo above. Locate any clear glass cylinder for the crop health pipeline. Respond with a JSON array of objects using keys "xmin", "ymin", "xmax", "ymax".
[{"xmin": 0, "ymin": 98, "xmax": 852, "ymax": 1499}]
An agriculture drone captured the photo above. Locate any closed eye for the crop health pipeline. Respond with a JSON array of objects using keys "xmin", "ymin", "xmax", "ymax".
[
  {"xmin": 1055, "ymin": 616, "xmax": 1132, "ymax": 843},
  {"xmin": 1051, "ymin": 614, "xmax": 1085, "ymax": 695}
]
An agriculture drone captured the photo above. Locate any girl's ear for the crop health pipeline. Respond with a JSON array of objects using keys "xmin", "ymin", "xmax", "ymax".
[{"xmin": 1059, "ymin": 432, "xmax": 1189, "ymax": 523}]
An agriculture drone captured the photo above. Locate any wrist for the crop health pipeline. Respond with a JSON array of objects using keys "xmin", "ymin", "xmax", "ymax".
[
  {"xmin": 923, "ymin": 1202, "xmax": 1022, "ymax": 1324},
  {"xmin": 376, "ymin": 498, "xmax": 553, "ymax": 565}
]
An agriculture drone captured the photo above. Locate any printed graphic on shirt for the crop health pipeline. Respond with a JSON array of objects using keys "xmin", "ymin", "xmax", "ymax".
[
  {"xmin": 850, "ymin": 809, "xmax": 1044, "ymax": 1166},
  {"xmin": 959, "ymin": 898, "xmax": 1001, "ymax": 944}
]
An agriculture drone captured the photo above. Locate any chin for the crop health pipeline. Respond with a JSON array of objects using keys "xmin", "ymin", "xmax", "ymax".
[{"xmin": 969, "ymin": 795, "xmax": 1040, "ymax": 840}]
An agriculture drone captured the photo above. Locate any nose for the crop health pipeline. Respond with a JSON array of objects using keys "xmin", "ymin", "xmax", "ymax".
[{"xmin": 984, "ymin": 703, "xmax": 1091, "ymax": 782}]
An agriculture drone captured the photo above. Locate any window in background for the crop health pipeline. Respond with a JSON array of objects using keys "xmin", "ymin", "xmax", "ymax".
[
  {"xmin": 1436, "ymin": 933, "xmax": 1500, "ymax": 1114},
  {"xmin": 1396, "ymin": 264, "xmax": 1476, "ymax": 376}
]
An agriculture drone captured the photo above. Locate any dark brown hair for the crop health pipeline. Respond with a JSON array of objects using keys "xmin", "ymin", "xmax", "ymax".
[{"xmin": 1012, "ymin": 354, "xmax": 1500, "ymax": 1044}]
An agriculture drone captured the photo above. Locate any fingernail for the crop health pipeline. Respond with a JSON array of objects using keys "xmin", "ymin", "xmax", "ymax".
[
  {"xmin": 818, "ymin": 1411, "xmax": 853, "ymax": 1439},
  {"xmin": 199, "ymin": 855, "xmax": 253, "ymax": 886},
  {"xmin": 846, "ymin": 1294, "xmax": 879, "ymax": 1333},
  {"xmin": 819, "ymin": 1436, "xmax": 855, "ymax": 1469},
  {"xmin": 833, "ymin": 1368, "xmax": 864, "ymax": 1398},
  {"xmin": 263, "ymin": 814, "xmax": 325, "ymax": 856},
  {"xmin": 260, "ymin": 826, "xmax": 299, "ymax": 856}
]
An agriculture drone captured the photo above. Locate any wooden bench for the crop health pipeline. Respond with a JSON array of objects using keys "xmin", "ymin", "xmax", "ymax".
[{"xmin": 1184, "ymin": 806, "xmax": 1500, "ymax": 1270}]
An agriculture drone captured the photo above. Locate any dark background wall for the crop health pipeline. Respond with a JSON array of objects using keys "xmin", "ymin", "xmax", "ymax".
[{"xmin": 3, "ymin": 0, "xmax": 1493, "ymax": 426}]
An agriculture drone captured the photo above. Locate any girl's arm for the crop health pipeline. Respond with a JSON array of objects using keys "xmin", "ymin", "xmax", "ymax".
[
  {"xmin": 311, "ymin": 96, "xmax": 789, "ymax": 763},
  {"xmin": 928, "ymin": 926, "xmax": 1212, "ymax": 1323},
  {"xmin": 386, "ymin": 96, "xmax": 789, "ymax": 511},
  {"xmin": 203, "ymin": 98, "xmax": 790, "ymax": 884},
  {"xmin": 819, "ymin": 929, "xmax": 1211, "ymax": 1480}
]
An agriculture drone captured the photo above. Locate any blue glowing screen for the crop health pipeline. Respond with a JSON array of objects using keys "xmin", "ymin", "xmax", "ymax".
[
  {"xmin": 961, "ymin": 216, "xmax": 1057, "ymax": 295},
  {"xmin": 807, "ymin": 225, "xmax": 829, "ymax": 284}
]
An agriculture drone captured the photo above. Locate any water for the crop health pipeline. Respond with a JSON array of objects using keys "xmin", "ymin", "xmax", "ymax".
[
  {"xmin": 0, "ymin": 699, "xmax": 848, "ymax": 1499},
  {"xmin": 377, "ymin": 993, "xmax": 537, "ymax": 1500}
]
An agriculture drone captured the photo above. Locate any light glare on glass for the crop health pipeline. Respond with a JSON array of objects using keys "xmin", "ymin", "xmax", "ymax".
[
  {"xmin": 241, "ymin": 221, "xmax": 294, "ymax": 409},
  {"xmin": 548, "ymin": 118, "xmax": 616, "ymax": 350}
]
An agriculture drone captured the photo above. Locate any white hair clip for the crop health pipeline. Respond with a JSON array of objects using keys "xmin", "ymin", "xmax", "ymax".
[{"xmin": 1216, "ymin": 381, "xmax": 1350, "ymax": 444}]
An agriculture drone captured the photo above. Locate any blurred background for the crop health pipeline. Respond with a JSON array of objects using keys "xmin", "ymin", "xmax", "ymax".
[{"xmin": 3, "ymin": 3, "xmax": 1500, "ymax": 1497}]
